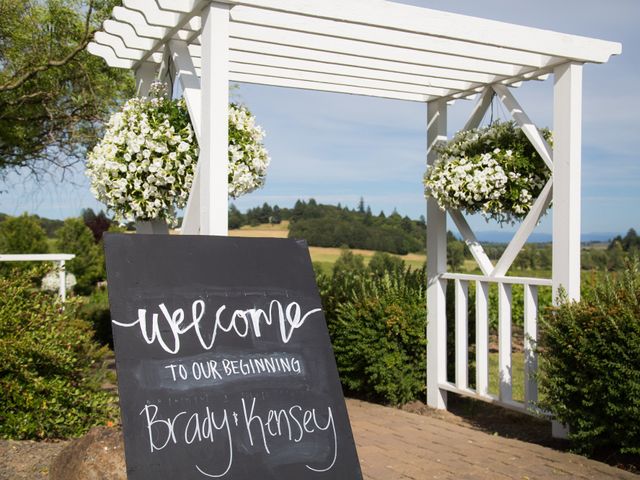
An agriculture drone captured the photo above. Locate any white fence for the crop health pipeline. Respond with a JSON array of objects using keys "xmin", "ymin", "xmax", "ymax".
[
  {"xmin": 438, "ymin": 272, "xmax": 551, "ymax": 413},
  {"xmin": 0, "ymin": 254, "xmax": 75, "ymax": 301}
]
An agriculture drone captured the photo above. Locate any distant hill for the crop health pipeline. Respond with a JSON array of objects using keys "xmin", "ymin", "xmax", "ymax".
[
  {"xmin": 470, "ymin": 231, "xmax": 619, "ymax": 244},
  {"xmin": 229, "ymin": 199, "xmax": 427, "ymax": 255}
]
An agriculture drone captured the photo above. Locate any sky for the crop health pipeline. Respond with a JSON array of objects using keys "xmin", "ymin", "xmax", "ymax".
[{"xmin": 1, "ymin": 0, "xmax": 638, "ymax": 236}]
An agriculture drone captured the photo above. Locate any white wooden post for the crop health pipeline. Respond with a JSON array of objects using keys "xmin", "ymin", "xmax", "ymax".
[
  {"xmin": 200, "ymin": 2, "xmax": 230, "ymax": 236},
  {"xmin": 426, "ymin": 99, "xmax": 448, "ymax": 409},
  {"xmin": 551, "ymin": 61, "xmax": 583, "ymax": 438},
  {"xmin": 58, "ymin": 260, "xmax": 66, "ymax": 302},
  {"xmin": 552, "ymin": 62, "xmax": 582, "ymax": 302},
  {"xmin": 134, "ymin": 62, "xmax": 157, "ymax": 96}
]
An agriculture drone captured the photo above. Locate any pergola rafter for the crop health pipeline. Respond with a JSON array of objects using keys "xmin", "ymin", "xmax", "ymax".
[{"xmin": 87, "ymin": 0, "xmax": 621, "ymax": 420}]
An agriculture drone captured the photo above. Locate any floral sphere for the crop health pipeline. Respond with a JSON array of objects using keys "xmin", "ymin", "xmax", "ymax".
[
  {"xmin": 86, "ymin": 83, "xmax": 270, "ymax": 225},
  {"xmin": 423, "ymin": 121, "xmax": 551, "ymax": 225},
  {"xmin": 227, "ymin": 103, "xmax": 270, "ymax": 199}
]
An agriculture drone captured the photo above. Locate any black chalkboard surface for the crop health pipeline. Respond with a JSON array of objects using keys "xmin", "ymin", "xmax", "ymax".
[{"xmin": 104, "ymin": 234, "xmax": 362, "ymax": 480}]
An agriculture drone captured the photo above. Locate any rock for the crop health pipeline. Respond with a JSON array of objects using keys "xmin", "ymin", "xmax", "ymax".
[{"xmin": 49, "ymin": 426, "xmax": 126, "ymax": 480}]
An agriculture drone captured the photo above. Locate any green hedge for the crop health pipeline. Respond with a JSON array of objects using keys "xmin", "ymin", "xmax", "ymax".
[
  {"xmin": 318, "ymin": 252, "xmax": 426, "ymax": 405},
  {"xmin": 78, "ymin": 287, "xmax": 113, "ymax": 348},
  {"xmin": 0, "ymin": 267, "xmax": 117, "ymax": 439},
  {"xmin": 538, "ymin": 261, "xmax": 640, "ymax": 456}
]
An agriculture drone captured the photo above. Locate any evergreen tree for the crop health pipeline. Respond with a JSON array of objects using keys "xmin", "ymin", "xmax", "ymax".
[{"xmin": 228, "ymin": 204, "xmax": 244, "ymax": 229}]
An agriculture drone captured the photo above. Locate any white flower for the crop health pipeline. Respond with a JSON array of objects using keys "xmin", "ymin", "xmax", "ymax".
[
  {"xmin": 423, "ymin": 120, "xmax": 551, "ymax": 225},
  {"xmin": 86, "ymin": 95, "xmax": 269, "ymax": 226}
]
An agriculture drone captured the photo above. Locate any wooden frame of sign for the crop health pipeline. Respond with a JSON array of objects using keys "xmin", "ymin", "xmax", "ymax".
[{"xmin": 104, "ymin": 234, "xmax": 362, "ymax": 479}]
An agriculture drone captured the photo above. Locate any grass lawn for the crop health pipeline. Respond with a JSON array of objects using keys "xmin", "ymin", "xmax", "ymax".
[
  {"xmin": 229, "ymin": 221, "xmax": 290, "ymax": 237},
  {"xmin": 488, "ymin": 351, "xmax": 525, "ymax": 403}
]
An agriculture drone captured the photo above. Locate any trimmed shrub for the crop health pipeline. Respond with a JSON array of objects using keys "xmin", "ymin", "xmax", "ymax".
[
  {"xmin": 0, "ymin": 267, "xmax": 117, "ymax": 440},
  {"xmin": 316, "ymin": 248, "xmax": 367, "ymax": 319},
  {"xmin": 538, "ymin": 260, "xmax": 640, "ymax": 456},
  {"xmin": 322, "ymin": 253, "xmax": 426, "ymax": 405},
  {"xmin": 78, "ymin": 287, "xmax": 113, "ymax": 348}
]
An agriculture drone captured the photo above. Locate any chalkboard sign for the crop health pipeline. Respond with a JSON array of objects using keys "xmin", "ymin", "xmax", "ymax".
[{"xmin": 104, "ymin": 234, "xmax": 362, "ymax": 480}]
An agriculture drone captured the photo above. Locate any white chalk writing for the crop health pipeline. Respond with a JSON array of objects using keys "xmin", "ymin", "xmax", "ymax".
[
  {"xmin": 112, "ymin": 299, "xmax": 322, "ymax": 354},
  {"xmin": 139, "ymin": 397, "xmax": 337, "ymax": 477},
  {"xmin": 164, "ymin": 354, "xmax": 302, "ymax": 384}
]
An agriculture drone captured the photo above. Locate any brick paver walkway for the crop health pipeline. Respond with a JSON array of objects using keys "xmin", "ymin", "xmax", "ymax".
[{"xmin": 347, "ymin": 399, "xmax": 636, "ymax": 479}]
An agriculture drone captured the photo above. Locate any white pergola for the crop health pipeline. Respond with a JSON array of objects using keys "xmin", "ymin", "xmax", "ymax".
[{"xmin": 88, "ymin": 0, "xmax": 621, "ymax": 415}]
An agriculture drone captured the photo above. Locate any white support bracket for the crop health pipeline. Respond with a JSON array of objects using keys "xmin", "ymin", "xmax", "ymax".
[
  {"xmin": 447, "ymin": 83, "xmax": 555, "ymax": 279},
  {"xmin": 134, "ymin": 62, "xmax": 156, "ymax": 97},
  {"xmin": 449, "ymin": 210, "xmax": 495, "ymax": 276},
  {"xmin": 493, "ymin": 83, "xmax": 553, "ymax": 170},
  {"xmin": 168, "ymin": 39, "xmax": 203, "ymax": 235},
  {"xmin": 492, "ymin": 179, "xmax": 553, "ymax": 276},
  {"xmin": 169, "ymin": 40, "xmax": 202, "ymax": 139},
  {"xmin": 448, "ymin": 88, "xmax": 496, "ymax": 276},
  {"xmin": 463, "ymin": 86, "xmax": 493, "ymax": 131}
]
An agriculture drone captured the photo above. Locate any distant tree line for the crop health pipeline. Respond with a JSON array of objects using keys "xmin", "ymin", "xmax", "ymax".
[
  {"xmin": 581, "ymin": 228, "xmax": 640, "ymax": 271},
  {"xmin": 2, "ymin": 205, "xmax": 635, "ymax": 274},
  {"xmin": 288, "ymin": 199, "xmax": 427, "ymax": 255},
  {"xmin": 228, "ymin": 198, "xmax": 474, "ymax": 268},
  {"xmin": 228, "ymin": 202, "xmax": 286, "ymax": 228},
  {"xmin": 609, "ymin": 228, "xmax": 639, "ymax": 252},
  {"xmin": 229, "ymin": 198, "xmax": 426, "ymax": 255}
]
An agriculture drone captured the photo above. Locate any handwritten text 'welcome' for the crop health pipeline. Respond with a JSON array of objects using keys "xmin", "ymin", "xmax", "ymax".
[{"xmin": 113, "ymin": 299, "xmax": 322, "ymax": 354}]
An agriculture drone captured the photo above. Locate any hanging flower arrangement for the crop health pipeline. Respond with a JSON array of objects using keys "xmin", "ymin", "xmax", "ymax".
[
  {"xmin": 423, "ymin": 121, "xmax": 551, "ymax": 225},
  {"xmin": 86, "ymin": 82, "xmax": 270, "ymax": 226}
]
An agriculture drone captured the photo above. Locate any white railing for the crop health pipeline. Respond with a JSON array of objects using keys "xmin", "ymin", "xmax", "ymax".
[
  {"xmin": 439, "ymin": 272, "xmax": 551, "ymax": 414},
  {"xmin": 0, "ymin": 254, "xmax": 75, "ymax": 301}
]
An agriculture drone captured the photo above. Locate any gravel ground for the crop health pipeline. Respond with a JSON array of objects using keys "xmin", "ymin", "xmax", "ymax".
[{"xmin": 0, "ymin": 439, "xmax": 69, "ymax": 480}]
